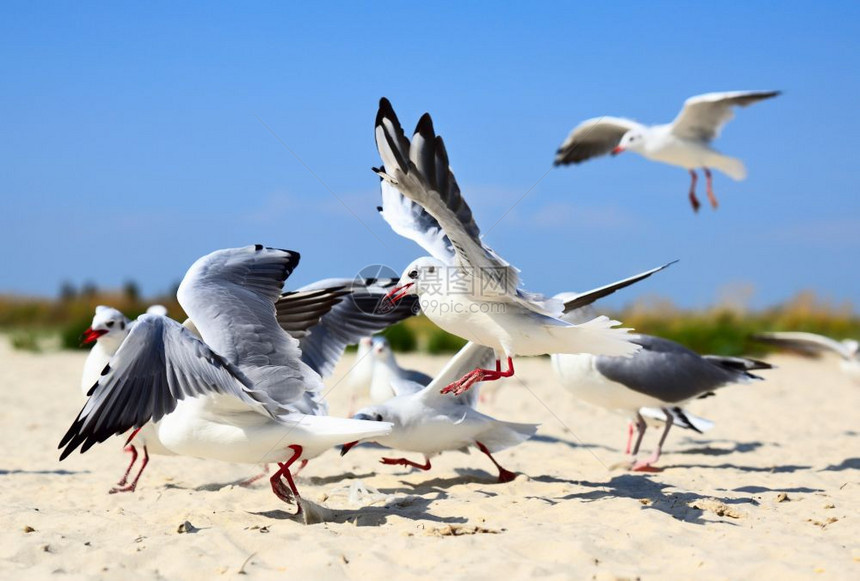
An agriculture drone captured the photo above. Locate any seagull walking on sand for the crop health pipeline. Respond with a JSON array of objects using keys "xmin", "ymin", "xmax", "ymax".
[
  {"xmin": 552, "ymin": 333, "xmax": 772, "ymax": 471},
  {"xmin": 374, "ymin": 98, "xmax": 640, "ymax": 396},
  {"xmin": 554, "ymin": 90, "xmax": 781, "ymax": 212},
  {"xmin": 341, "ymin": 341, "xmax": 537, "ymax": 482},
  {"xmin": 60, "ymin": 245, "xmax": 395, "ymax": 514}
]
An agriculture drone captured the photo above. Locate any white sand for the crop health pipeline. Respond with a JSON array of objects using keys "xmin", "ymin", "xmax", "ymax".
[{"xmin": 1, "ymin": 339, "xmax": 857, "ymax": 580}]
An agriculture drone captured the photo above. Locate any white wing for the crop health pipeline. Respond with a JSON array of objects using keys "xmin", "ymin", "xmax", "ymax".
[
  {"xmin": 670, "ymin": 90, "xmax": 781, "ymax": 142},
  {"xmin": 753, "ymin": 331, "xmax": 857, "ymax": 360},
  {"xmin": 374, "ymin": 98, "xmax": 520, "ymax": 295},
  {"xmin": 554, "ymin": 117, "xmax": 644, "ymax": 165},
  {"xmin": 59, "ymin": 314, "xmax": 276, "ymax": 459},
  {"xmin": 418, "ymin": 341, "xmax": 497, "ymax": 407},
  {"xmin": 177, "ymin": 245, "xmax": 326, "ymax": 415}
]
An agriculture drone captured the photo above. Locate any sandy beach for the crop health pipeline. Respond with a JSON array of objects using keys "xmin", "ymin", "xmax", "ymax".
[{"xmin": 1, "ymin": 339, "xmax": 857, "ymax": 580}]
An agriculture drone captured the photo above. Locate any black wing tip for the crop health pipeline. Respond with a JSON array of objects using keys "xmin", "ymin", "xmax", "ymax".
[
  {"xmin": 415, "ymin": 112, "xmax": 435, "ymax": 138},
  {"xmin": 376, "ymin": 97, "xmax": 397, "ymax": 128}
]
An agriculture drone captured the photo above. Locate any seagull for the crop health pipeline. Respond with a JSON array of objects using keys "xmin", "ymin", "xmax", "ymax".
[
  {"xmin": 373, "ymin": 97, "xmax": 641, "ymax": 396},
  {"xmin": 552, "ymin": 334, "xmax": 772, "ymax": 470},
  {"xmin": 59, "ymin": 245, "xmax": 396, "ymax": 514},
  {"xmin": 368, "ymin": 336, "xmax": 432, "ymax": 402},
  {"xmin": 340, "ymin": 341, "xmax": 537, "ymax": 482},
  {"xmin": 753, "ymin": 331, "xmax": 860, "ymax": 381},
  {"xmin": 554, "ymin": 90, "xmax": 781, "ymax": 212},
  {"xmin": 79, "ymin": 305, "xmax": 176, "ymax": 493}
]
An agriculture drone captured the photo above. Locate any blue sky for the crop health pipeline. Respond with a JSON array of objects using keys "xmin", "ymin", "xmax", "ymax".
[{"xmin": 1, "ymin": 2, "xmax": 858, "ymax": 309}]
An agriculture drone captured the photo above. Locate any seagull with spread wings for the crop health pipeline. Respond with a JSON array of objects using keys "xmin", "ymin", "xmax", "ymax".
[
  {"xmin": 60, "ymin": 245, "xmax": 401, "ymax": 514},
  {"xmin": 373, "ymin": 98, "xmax": 642, "ymax": 397},
  {"xmin": 554, "ymin": 91, "xmax": 781, "ymax": 212}
]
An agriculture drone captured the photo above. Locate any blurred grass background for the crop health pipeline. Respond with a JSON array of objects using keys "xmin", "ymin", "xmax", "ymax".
[{"xmin": 1, "ymin": 283, "xmax": 857, "ymax": 356}]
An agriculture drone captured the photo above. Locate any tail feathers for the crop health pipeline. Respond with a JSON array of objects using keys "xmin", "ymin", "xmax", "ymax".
[
  {"xmin": 279, "ymin": 413, "xmax": 392, "ymax": 440},
  {"xmin": 714, "ymin": 155, "xmax": 746, "ymax": 180},
  {"xmin": 702, "ymin": 355, "xmax": 773, "ymax": 380},
  {"xmin": 640, "ymin": 407, "xmax": 715, "ymax": 433},
  {"xmin": 477, "ymin": 421, "xmax": 539, "ymax": 453},
  {"xmin": 550, "ymin": 315, "xmax": 640, "ymax": 358}
]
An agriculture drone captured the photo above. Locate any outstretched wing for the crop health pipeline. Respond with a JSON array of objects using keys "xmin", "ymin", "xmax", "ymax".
[
  {"xmin": 374, "ymin": 98, "xmax": 519, "ymax": 295},
  {"xmin": 555, "ymin": 260, "xmax": 677, "ymax": 315},
  {"xmin": 275, "ymin": 286, "xmax": 351, "ymax": 339},
  {"xmin": 59, "ymin": 315, "xmax": 270, "ymax": 459},
  {"xmin": 670, "ymin": 90, "xmax": 780, "ymax": 142},
  {"xmin": 295, "ymin": 277, "xmax": 420, "ymax": 378},
  {"xmin": 554, "ymin": 117, "xmax": 644, "ymax": 165},
  {"xmin": 177, "ymin": 245, "xmax": 326, "ymax": 415},
  {"xmin": 752, "ymin": 331, "xmax": 856, "ymax": 360}
]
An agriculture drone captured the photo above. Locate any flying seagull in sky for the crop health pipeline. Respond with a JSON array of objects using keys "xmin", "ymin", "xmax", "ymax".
[{"xmin": 554, "ymin": 90, "xmax": 781, "ymax": 212}]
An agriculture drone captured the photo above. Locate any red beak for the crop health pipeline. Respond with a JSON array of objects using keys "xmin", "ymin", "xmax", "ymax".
[
  {"xmin": 340, "ymin": 440, "xmax": 359, "ymax": 456},
  {"xmin": 80, "ymin": 327, "xmax": 108, "ymax": 346},
  {"xmin": 376, "ymin": 282, "xmax": 414, "ymax": 313},
  {"xmin": 611, "ymin": 146, "xmax": 625, "ymax": 156}
]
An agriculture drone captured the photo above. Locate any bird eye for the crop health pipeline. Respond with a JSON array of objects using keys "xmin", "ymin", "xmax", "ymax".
[
  {"xmin": 374, "ymin": 414, "xmax": 383, "ymax": 422},
  {"xmin": 408, "ymin": 269, "xmax": 418, "ymax": 279},
  {"xmin": 105, "ymin": 321, "xmax": 114, "ymax": 328}
]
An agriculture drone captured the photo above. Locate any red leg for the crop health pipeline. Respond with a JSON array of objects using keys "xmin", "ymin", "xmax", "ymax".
[
  {"xmin": 293, "ymin": 459, "xmax": 309, "ymax": 477},
  {"xmin": 624, "ymin": 422, "xmax": 634, "ymax": 455},
  {"xmin": 379, "ymin": 456, "xmax": 432, "ymax": 470},
  {"xmin": 476, "ymin": 442, "xmax": 517, "ymax": 483},
  {"xmin": 703, "ymin": 167, "xmax": 718, "ymax": 209},
  {"xmin": 441, "ymin": 357, "xmax": 514, "ymax": 396},
  {"xmin": 631, "ymin": 409, "xmax": 672, "ymax": 472},
  {"xmin": 116, "ymin": 444, "xmax": 139, "ymax": 487},
  {"xmin": 110, "ymin": 446, "xmax": 149, "ymax": 494},
  {"xmin": 238, "ymin": 463, "xmax": 270, "ymax": 487},
  {"xmin": 268, "ymin": 445, "xmax": 304, "ymax": 515},
  {"xmin": 688, "ymin": 170, "xmax": 700, "ymax": 213}
]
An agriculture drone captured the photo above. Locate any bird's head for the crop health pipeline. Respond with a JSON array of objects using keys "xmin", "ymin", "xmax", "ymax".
[
  {"xmin": 81, "ymin": 306, "xmax": 130, "ymax": 347},
  {"xmin": 340, "ymin": 405, "xmax": 394, "ymax": 456},
  {"xmin": 377, "ymin": 256, "xmax": 445, "ymax": 311},
  {"xmin": 613, "ymin": 128, "xmax": 647, "ymax": 155}
]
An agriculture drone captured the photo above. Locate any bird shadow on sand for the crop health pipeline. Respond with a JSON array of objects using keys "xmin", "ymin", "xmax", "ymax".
[
  {"xmin": 374, "ymin": 469, "xmax": 508, "ymax": 496},
  {"xmin": 659, "ymin": 462, "xmax": 811, "ymax": 474},
  {"xmin": 247, "ymin": 492, "xmax": 465, "ymax": 526},
  {"xmin": 819, "ymin": 457, "xmax": 860, "ymax": 472},
  {"xmin": 731, "ymin": 485, "xmax": 823, "ymax": 494},
  {"xmin": 555, "ymin": 474, "xmax": 755, "ymax": 525},
  {"xmin": 528, "ymin": 434, "xmax": 615, "ymax": 452},
  {"xmin": 163, "ymin": 470, "xmax": 378, "ymax": 492},
  {"xmin": 673, "ymin": 439, "xmax": 774, "ymax": 456},
  {"xmin": 1, "ymin": 468, "xmax": 90, "ymax": 476}
]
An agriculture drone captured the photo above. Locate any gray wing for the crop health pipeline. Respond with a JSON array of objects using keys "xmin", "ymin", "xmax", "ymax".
[
  {"xmin": 374, "ymin": 98, "xmax": 519, "ymax": 294},
  {"xmin": 295, "ymin": 277, "xmax": 420, "ymax": 378},
  {"xmin": 670, "ymin": 90, "xmax": 781, "ymax": 142},
  {"xmin": 59, "ymin": 315, "xmax": 271, "ymax": 459},
  {"xmin": 594, "ymin": 335, "xmax": 761, "ymax": 403},
  {"xmin": 752, "ymin": 331, "xmax": 857, "ymax": 360},
  {"xmin": 555, "ymin": 260, "xmax": 677, "ymax": 315},
  {"xmin": 419, "ymin": 341, "xmax": 497, "ymax": 407},
  {"xmin": 275, "ymin": 286, "xmax": 351, "ymax": 339},
  {"xmin": 554, "ymin": 117, "xmax": 644, "ymax": 165},
  {"xmin": 177, "ymin": 245, "xmax": 326, "ymax": 415}
]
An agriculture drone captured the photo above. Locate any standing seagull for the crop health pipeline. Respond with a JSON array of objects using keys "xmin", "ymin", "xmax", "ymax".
[
  {"xmin": 59, "ymin": 245, "xmax": 394, "ymax": 514},
  {"xmin": 80, "ymin": 305, "xmax": 176, "ymax": 493},
  {"xmin": 554, "ymin": 91, "xmax": 781, "ymax": 212},
  {"xmin": 341, "ymin": 341, "xmax": 537, "ymax": 483},
  {"xmin": 374, "ymin": 98, "xmax": 640, "ymax": 396},
  {"xmin": 753, "ymin": 331, "xmax": 860, "ymax": 381},
  {"xmin": 552, "ymin": 335, "xmax": 772, "ymax": 470},
  {"xmin": 368, "ymin": 336, "xmax": 432, "ymax": 402}
]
